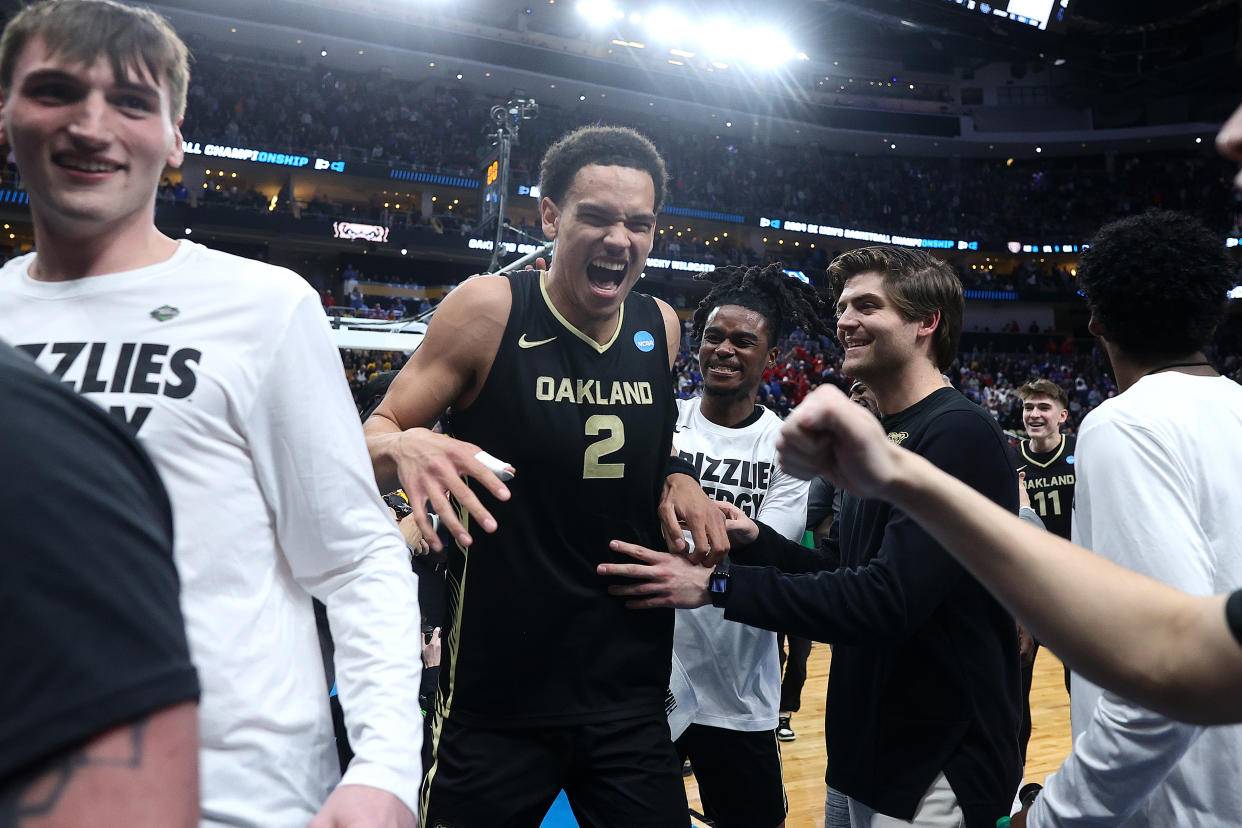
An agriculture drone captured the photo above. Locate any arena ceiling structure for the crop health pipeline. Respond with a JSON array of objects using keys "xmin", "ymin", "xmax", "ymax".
[{"xmin": 141, "ymin": 0, "xmax": 1241, "ymax": 160}]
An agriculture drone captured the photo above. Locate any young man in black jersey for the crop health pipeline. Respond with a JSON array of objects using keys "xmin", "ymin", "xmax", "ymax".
[
  {"xmin": 365, "ymin": 125, "xmax": 726, "ymax": 828},
  {"xmin": 1013, "ymin": 377, "xmax": 1077, "ymax": 762},
  {"xmin": 603, "ymin": 246, "xmax": 1022, "ymax": 828},
  {"xmin": 1016, "ymin": 379, "xmax": 1076, "ymax": 541}
]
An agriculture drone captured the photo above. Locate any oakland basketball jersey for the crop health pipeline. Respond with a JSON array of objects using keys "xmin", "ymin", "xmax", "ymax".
[
  {"xmin": 1018, "ymin": 434, "xmax": 1078, "ymax": 540},
  {"xmin": 441, "ymin": 269, "xmax": 676, "ymax": 727}
]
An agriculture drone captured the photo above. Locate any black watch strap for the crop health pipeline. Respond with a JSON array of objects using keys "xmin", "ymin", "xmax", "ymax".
[{"xmin": 708, "ymin": 561, "xmax": 731, "ymax": 608}]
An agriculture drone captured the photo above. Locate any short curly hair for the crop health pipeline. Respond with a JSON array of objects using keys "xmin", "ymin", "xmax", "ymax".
[
  {"xmin": 1079, "ymin": 210, "xmax": 1233, "ymax": 360},
  {"xmin": 691, "ymin": 263, "xmax": 832, "ymax": 349},
  {"xmin": 538, "ymin": 125, "xmax": 668, "ymax": 212},
  {"xmin": 827, "ymin": 246, "xmax": 963, "ymax": 370}
]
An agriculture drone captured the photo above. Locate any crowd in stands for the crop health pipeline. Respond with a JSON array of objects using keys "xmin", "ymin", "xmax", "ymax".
[
  {"xmin": 178, "ymin": 38, "xmax": 1240, "ymax": 247},
  {"xmin": 182, "ymin": 47, "xmax": 488, "ymax": 176}
]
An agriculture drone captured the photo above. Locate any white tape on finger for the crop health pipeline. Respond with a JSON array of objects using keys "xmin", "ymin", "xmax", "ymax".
[{"xmin": 474, "ymin": 450, "xmax": 515, "ymax": 481}]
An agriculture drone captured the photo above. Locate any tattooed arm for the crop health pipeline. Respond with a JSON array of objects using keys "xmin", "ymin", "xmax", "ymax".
[{"xmin": 0, "ymin": 702, "xmax": 198, "ymax": 828}]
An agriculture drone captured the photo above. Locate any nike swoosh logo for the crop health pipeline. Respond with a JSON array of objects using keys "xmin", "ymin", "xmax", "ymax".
[{"xmin": 518, "ymin": 334, "xmax": 557, "ymax": 349}]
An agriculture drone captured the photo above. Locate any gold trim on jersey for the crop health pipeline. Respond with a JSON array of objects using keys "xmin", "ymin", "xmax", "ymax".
[
  {"xmin": 539, "ymin": 270, "xmax": 625, "ymax": 354},
  {"xmin": 1020, "ymin": 434, "xmax": 1067, "ymax": 469},
  {"xmin": 419, "ymin": 498, "xmax": 473, "ymax": 823}
]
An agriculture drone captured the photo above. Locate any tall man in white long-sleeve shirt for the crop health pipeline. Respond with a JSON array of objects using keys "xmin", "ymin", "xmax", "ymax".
[
  {"xmin": 1020, "ymin": 210, "xmax": 1242, "ymax": 828},
  {"xmin": 0, "ymin": 2, "xmax": 423, "ymax": 825}
]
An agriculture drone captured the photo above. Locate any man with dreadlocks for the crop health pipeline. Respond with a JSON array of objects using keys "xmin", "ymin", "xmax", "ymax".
[{"xmin": 667, "ymin": 263, "xmax": 830, "ymax": 828}]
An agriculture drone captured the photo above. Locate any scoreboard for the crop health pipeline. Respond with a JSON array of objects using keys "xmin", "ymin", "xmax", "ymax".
[
  {"xmin": 479, "ymin": 147, "xmax": 502, "ymax": 229},
  {"xmin": 936, "ymin": 0, "xmax": 1071, "ymax": 31}
]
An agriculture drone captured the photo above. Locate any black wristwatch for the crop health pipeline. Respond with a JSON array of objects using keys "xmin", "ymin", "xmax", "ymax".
[{"xmin": 708, "ymin": 560, "xmax": 732, "ymax": 608}]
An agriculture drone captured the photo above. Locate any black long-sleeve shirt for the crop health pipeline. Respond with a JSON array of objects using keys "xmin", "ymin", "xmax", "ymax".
[{"xmin": 723, "ymin": 387, "xmax": 1022, "ymax": 827}]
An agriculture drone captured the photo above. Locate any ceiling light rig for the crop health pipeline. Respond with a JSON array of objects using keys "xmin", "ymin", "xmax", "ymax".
[{"xmin": 575, "ymin": 2, "xmax": 808, "ymax": 68}]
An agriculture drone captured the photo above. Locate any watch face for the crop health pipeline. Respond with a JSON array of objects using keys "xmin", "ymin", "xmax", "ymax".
[{"xmin": 709, "ymin": 574, "xmax": 728, "ymax": 593}]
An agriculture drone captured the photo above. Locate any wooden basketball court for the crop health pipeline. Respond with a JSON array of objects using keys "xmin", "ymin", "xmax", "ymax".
[{"xmin": 684, "ymin": 643, "xmax": 1074, "ymax": 827}]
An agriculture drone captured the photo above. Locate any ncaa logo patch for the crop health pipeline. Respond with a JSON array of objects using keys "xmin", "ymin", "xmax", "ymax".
[
  {"xmin": 1067, "ymin": 455, "xmax": 1075, "ymax": 464},
  {"xmin": 634, "ymin": 330, "xmax": 655, "ymax": 352}
]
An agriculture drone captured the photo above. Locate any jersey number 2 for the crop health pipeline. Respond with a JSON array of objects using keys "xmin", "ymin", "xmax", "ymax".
[{"xmin": 583, "ymin": 415, "xmax": 625, "ymax": 479}]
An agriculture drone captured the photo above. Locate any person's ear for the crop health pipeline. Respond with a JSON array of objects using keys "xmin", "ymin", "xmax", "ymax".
[{"xmin": 540, "ymin": 197, "xmax": 560, "ymax": 241}]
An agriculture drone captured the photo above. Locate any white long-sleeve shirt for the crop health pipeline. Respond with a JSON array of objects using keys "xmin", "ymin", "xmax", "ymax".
[
  {"xmin": 0, "ymin": 241, "xmax": 422, "ymax": 827},
  {"xmin": 1029, "ymin": 373, "xmax": 1242, "ymax": 828}
]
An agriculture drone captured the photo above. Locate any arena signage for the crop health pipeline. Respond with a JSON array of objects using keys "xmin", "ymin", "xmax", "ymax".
[
  {"xmin": 334, "ymin": 222, "xmax": 389, "ymax": 242},
  {"xmin": 1008, "ymin": 241, "xmax": 1083, "ymax": 254},
  {"xmin": 466, "ymin": 239, "xmax": 715, "ymax": 273},
  {"xmin": 757, "ymin": 217, "xmax": 976, "ymax": 250},
  {"xmin": 183, "ymin": 140, "xmax": 345, "ymax": 173},
  {"xmin": 468, "ymin": 239, "xmax": 543, "ymax": 255}
]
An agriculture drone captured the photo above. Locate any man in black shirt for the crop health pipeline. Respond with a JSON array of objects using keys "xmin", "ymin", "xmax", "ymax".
[
  {"xmin": 0, "ymin": 341, "xmax": 199, "ymax": 825},
  {"xmin": 604, "ymin": 246, "xmax": 1021, "ymax": 827}
]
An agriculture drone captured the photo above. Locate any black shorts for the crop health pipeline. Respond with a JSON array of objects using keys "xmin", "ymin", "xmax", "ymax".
[
  {"xmin": 421, "ymin": 712, "xmax": 688, "ymax": 828},
  {"xmin": 676, "ymin": 723, "xmax": 787, "ymax": 828}
]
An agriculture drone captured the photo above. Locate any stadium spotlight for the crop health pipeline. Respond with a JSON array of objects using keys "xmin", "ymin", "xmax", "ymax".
[
  {"xmin": 576, "ymin": 0, "xmax": 617, "ymax": 25},
  {"xmin": 745, "ymin": 29, "xmax": 797, "ymax": 66},
  {"xmin": 700, "ymin": 19, "xmax": 747, "ymax": 58},
  {"xmin": 645, "ymin": 8, "xmax": 687, "ymax": 39}
]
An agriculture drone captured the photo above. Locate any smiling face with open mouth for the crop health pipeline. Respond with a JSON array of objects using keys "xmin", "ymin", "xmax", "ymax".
[
  {"xmin": 1022, "ymin": 396, "xmax": 1068, "ymax": 443},
  {"xmin": 835, "ymin": 270, "xmax": 925, "ymax": 383},
  {"xmin": 698, "ymin": 304, "xmax": 775, "ymax": 402},
  {"xmin": 0, "ymin": 36, "xmax": 184, "ymax": 241},
  {"xmin": 541, "ymin": 164, "xmax": 656, "ymax": 338}
]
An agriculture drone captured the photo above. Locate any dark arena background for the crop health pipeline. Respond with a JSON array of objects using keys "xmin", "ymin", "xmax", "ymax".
[{"xmin": 3, "ymin": 0, "xmax": 1240, "ymax": 825}]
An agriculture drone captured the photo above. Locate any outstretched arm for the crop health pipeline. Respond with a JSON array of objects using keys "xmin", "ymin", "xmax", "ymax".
[
  {"xmin": 777, "ymin": 384, "xmax": 1242, "ymax": 725},
  {"xmin": 365, "ymin": 276, "xmax": 514, "ymax": 551}
]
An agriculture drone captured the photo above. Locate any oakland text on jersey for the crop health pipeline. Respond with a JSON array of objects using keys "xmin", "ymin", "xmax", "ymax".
[
  {"xmin": 534, "ymin": 376, "xmax": 654, "ymax": 406},
  {"xmin": 15, "ymin": 340, "xmax": 202, "ymax": 436},
  {"xmin": 1024, "ymin": 473, "xmax": 1076, "ymax": 489}
]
